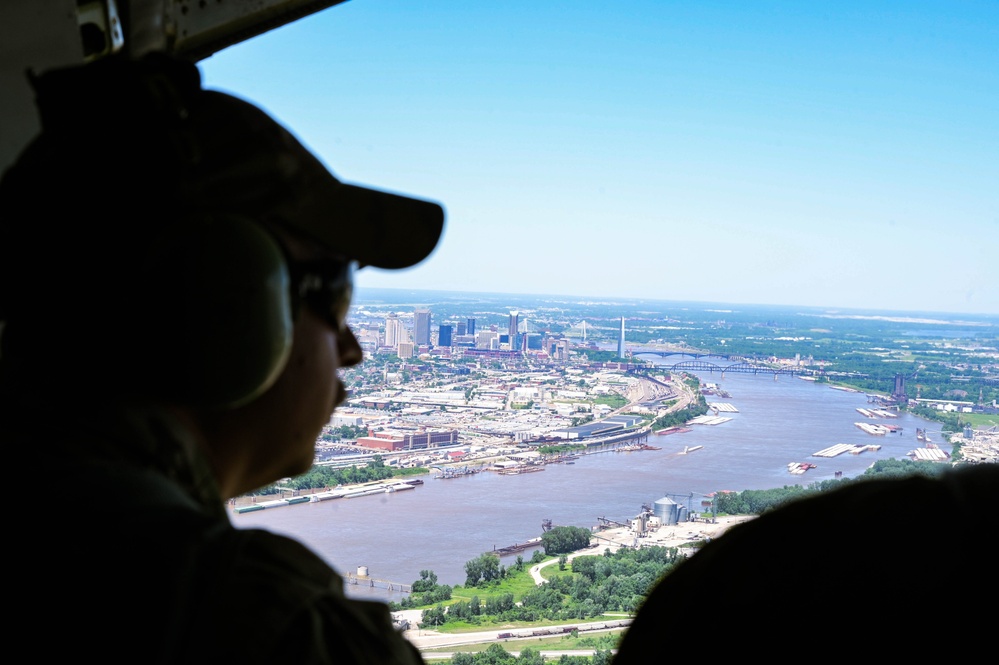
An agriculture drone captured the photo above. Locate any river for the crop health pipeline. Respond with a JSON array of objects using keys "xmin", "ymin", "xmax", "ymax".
[{"xmin": 232, "ymin": 362, "xmax": 939, "ymax": 601}]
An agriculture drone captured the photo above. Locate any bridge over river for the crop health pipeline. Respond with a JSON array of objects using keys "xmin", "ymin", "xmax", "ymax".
[{"xmin": 629, "ymin": 351, "xmax": 807, "ymax": 377}]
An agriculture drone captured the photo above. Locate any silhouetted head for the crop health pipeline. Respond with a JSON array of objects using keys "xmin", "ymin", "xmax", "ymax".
[{"xmin": 0, "ymin": 53, "xmax": 444, "ymax": 409}]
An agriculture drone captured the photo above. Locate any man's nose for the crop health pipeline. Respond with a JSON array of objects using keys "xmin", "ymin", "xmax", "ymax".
[{"xmin": 338, "ymin": 326, "xmax": 363, "ymax": 367}]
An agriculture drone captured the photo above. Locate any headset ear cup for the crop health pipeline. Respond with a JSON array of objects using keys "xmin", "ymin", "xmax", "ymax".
[{"xmin": 147, "ymin": 215, "xmax": 293, "ymax": 408}]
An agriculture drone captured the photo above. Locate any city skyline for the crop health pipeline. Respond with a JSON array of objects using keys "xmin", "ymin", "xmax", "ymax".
[
  {"xmin": 360, "ymin": 289, "xmax": 999, "ymax": 362},
  {"xmin": 201, "ymin": 2, "xmax": 998, "ymax": 315}
]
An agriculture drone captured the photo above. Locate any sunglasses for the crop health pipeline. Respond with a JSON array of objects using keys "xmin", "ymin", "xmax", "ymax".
[{"xmin": 288, "ymin": 258, "xmax": 356, "ymax": 333}]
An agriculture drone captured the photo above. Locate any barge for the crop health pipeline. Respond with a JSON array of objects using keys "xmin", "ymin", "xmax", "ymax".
[{"xmin": 655, "ymin": 426, "xmax": 693, "ymax": 436}]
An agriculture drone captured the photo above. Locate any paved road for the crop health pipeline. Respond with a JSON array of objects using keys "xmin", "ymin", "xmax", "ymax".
[
  {"xmin": 404, "ymin": 619, "xmax": 628, "ymax": 651},
  {"xmin": 423, "ymin": 650, "xmax": 615, "ymax": 660}
]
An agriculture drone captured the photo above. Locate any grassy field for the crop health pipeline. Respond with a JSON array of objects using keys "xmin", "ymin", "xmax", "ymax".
[
  {"xmin": 962, "ymin": 413, "xmax": 999, "ymax": 428},
  {"xmin": 449, "ymin": 562, "xmax": 551, "ymax": 604},
  {"xmin": 412, "ymin": 555, "xmax": 620, "ymax": 635},
  {"xmin": 592, "ymin": 394, "xmax": 628, "ymax": 409}
]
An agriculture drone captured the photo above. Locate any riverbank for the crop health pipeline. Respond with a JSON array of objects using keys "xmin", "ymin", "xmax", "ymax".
[
  {"xmin": 229, "ymin": 432, "xmax": 660, "ymax": 510},
  {"xmin": 229, "ymin": 477, "xmax": 426, "ymax": 509},
  {"xmin": 401, "ymin": 514, "xmax": 756, "ymax": 652}
]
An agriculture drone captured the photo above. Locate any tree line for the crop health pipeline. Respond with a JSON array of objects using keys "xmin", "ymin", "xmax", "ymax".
[
  {"xmin": 413, "ymin": 545, "xmax": 683, "ymax": 629},
  {"xmin": 249, "ymin": 455, "xmax": 424, "ymax": 495},
  {"xmin": 714, "ymin": 458, "xmax": 949, "ymax": 515},
  {"xmin": 652, "ymin": 377, "xmax": 708, "ymax": 430}
]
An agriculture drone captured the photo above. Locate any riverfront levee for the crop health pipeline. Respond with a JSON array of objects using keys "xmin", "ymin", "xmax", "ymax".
[{"xmin": 233, "ymin": 362, "xmax": 943, "ymax": 601}]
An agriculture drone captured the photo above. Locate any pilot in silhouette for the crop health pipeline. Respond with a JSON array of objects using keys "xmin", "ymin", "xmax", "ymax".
[{"xmin": 0, "ymin": 53, "xmax": 443, "ymax": 663}]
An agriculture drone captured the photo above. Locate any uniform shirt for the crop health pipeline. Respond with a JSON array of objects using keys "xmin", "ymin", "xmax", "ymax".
[{"xmin": 5, "ymin": 403, "xmax": 423, "ymax": 665}]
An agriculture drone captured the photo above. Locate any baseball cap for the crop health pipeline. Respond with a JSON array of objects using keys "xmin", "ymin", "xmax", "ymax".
[{"xmin": 3, "ymin": 52, "xmax": 444, "ymax": 271}]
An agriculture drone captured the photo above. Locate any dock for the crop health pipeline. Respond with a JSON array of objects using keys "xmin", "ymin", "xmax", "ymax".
[
  {"xmin": 497, "ymin": 465, "xmax": 545, "ymax": 475},
  {"xmin": 231, "ymin": 479, "xmax": 422, "ymax": 513},
  {"xmin": 614, "ymin": 443, "xmax": 661, "ymax": 452},
  {"xmin": 436, "ymin": 466, "xmax": 481, "ymax": 479},
  {"xmin": 343, "ymin": 571, "xmax": 412, "ymax": 593}
]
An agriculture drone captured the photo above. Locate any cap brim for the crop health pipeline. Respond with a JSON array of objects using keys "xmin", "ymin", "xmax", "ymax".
[
  {"xmin": 193, "ymin": 91, "xmax": 445, "ymax": 270},
  {"xmin": 295, "ymin": 182, "xmax": 445, "ymax": 270}
]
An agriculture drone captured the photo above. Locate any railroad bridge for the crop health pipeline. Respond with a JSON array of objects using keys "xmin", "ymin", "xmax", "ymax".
[
  {"xmin": 629, "ymin": 352, "xmax": 802, "ymax": 377},
  {"xmin": 629, "ymin": 351, "xmax": 744, "ymax": 361}
]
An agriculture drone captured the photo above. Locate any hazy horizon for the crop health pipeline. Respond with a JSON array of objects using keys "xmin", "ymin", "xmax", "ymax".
[{"xmin": 354, "ymin": 285, "xmax": 999, "ymax": 323}]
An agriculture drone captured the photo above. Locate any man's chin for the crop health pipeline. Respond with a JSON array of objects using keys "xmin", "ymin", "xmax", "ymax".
[{"xmin": 284, "ymin": 450, "xmax": 317, "ymax": 480}]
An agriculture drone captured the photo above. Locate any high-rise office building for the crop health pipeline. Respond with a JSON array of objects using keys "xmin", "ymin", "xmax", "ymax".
[
  {"xmin": 456, "ymin": 321, "xmax": 466, "ymax": 336},
  {"xmin": 466, "ymin": 318, "xmax": 476, "ymax": 335},
  {"xmin": 385, "ymin": 313, "xmax": 402, "ymax": 348},
  {"xmin": 414, "ymin": 308, "xmax": 432, "ymax": 346},
  {"xmin": 438, "ymin": 324, "xmax": 453, "ymax": 347},
  {"xmin": 508, "ymin": 310, "xmax": 520, "ymax": 352},
  {"xmin": 477, "ymin": 331, "xmax": 499, "ymax": 349},
  {"xmin": 618, "ymin": 317, "xmax": 626, "ymax": 358}
]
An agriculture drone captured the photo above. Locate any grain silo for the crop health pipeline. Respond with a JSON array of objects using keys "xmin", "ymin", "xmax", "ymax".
[{"xmin": 653, "ymin": 496, "xmax": 680, "ymax": 525}]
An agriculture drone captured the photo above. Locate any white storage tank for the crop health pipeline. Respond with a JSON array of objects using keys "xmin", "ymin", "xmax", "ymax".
[{"xmin": 654, "ymin": 496, "xmax": 680, "ymax": 525}]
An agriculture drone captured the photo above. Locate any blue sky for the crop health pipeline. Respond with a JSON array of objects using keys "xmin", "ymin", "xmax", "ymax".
[{"xmin": 200, "ymin": 1, "xmax": 998, "ymax": 315}]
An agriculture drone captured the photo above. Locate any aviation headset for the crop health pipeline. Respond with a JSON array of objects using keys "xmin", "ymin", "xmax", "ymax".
[
  {"xmin": 147, "ymin": 212, "xmax": 355, "ymax": 410},
  {"xmin": 145, "ymin": 213, "xmax": 297, "ymax": 410}
]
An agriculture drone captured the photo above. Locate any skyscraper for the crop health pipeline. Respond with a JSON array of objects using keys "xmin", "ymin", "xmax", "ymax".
[
  {"xmin": 385, "ymin": 313, "xmax": 402, "ymax": 348},
  {"xmin": 466, "ymin": 318, "xmax": 476, "ymax": 336},
  {"xmin": 414, "ymin": 308, "xmax": 432, "ymax": 346},
  {"xmin": 438, "ymin": 324, "xmax": 453, "ymax": 347},
  {"xmin": 508, "ymin": 310, "xmax": 520, "ymax": 352}
]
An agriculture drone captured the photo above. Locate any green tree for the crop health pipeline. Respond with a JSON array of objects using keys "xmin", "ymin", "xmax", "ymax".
[
  {"xmin": 464, "ymin": 553, "xmax": 502, "ymax": 587},
  {"xmin": 592, "ymin": 649, "xmax": 614, "ymax": 665},
  {"xmin": 541, "ymin": 525, "xmax": 592, "ymax": 554},
  {"xmin": 419, "ymin": 605, "xmax": 446, "ymax": 628},
  {"xmin": 412, "ymin": 569, "xmax": 438, "ymax": 593},
  {"xmin": 479, "ymin": 643, "xmax": 515, "ymax": 664},
  {"xmin": 517, "ymin": 647, "xmax": 544, "ymax": 665},
  {"xmin": 571, "ymin": 556, "xmax": 597, "ymax": 582}
]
